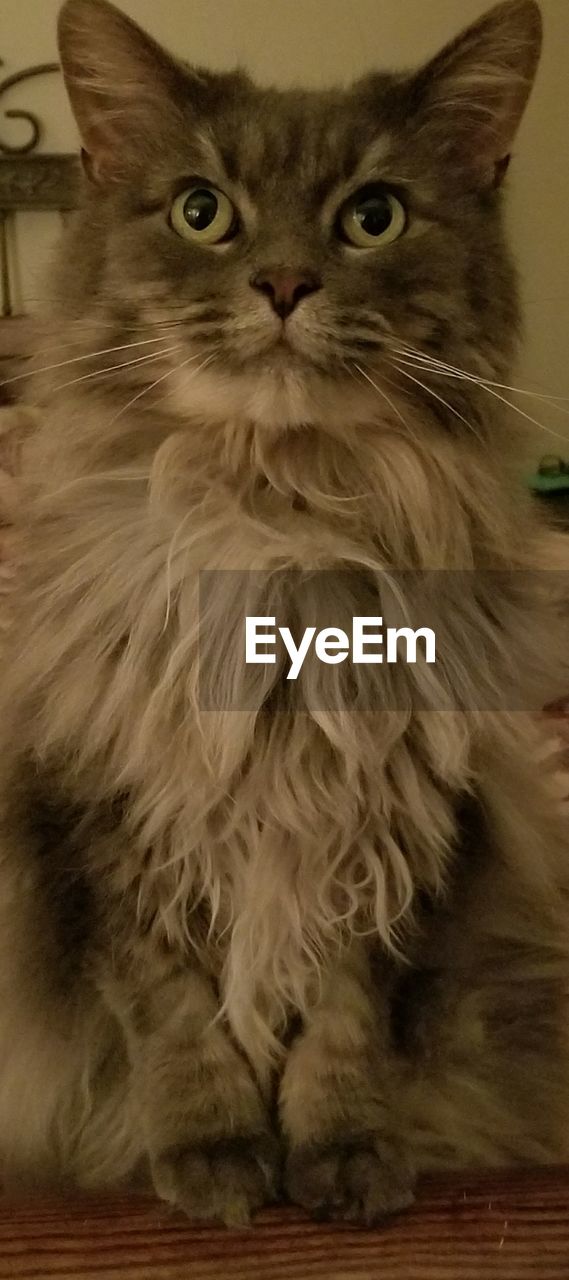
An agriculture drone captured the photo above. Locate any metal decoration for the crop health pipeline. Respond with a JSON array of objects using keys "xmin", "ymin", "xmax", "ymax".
[
  {"xmin": 0, "ymin": 59, "xmax": 60, "ymax": 155},
  {"xmin": 0, "ymin": 59, "xmax": 79, "ymax": 316}
]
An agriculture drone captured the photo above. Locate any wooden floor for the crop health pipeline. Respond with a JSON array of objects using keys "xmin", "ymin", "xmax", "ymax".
[{"xmin": 2, "ymin": 1167, "xmax": 569, "ymax": 1279}]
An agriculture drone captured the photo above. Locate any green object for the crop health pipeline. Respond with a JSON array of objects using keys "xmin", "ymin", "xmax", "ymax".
[
  {"xmin": 527, "ymin": 455, "xmax": 569, "ymax": 493},
  {"xmin": 528, "ymin": 472, "xmax": 569, "ymax": 493}
]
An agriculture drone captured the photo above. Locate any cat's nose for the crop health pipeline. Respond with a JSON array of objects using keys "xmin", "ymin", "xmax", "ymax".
[{"xmin": 250, "ymin": 269, "xmax": 321, "ymax": 320}]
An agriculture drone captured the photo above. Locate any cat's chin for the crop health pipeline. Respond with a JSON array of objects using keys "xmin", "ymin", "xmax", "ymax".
[{"xmin": 169, "ymin": 355, "xmax": 380, "ymax": 433}]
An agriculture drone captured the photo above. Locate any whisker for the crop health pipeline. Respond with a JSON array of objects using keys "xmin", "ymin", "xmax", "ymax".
[
  {"xmin": 31, "ymin": 321, "xmax": 189, "ymax": 356},
  {"xmin": 392, "ymin": 343, "xmax": 569, "ymax": 407},
  {"xmin": 394, "ymin": 355, "xmax": 569, "ymax": 425},
  {"xmin": 391, "ymin": 347, "xmax": 569, "ymax": 446},
  {"xmin": 376, "ymin": 368, "xmax": 434, "ymax": 420},
  {"xmin": 352, "ymin": 362, "xmax": 415, "ymax": 437},
  {"xmin": 0, "ymin": 333, "xmax": 177, "ymax": 391},
  {"xmin": 108, "ymin": 348, "xmax": 219, "ymax": 429},
  {"xmin": 387, "ymin": 359, "xmax": 483, "ymax": 441},
  {"xmin": 461, "ymin": 380, "xmax": 569, "ymax": 445},
  {"xmin": 44, "ymin": 344, "xmax": 183, "ymax": 398}
]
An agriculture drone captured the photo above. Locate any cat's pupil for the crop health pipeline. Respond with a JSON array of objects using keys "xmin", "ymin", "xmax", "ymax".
[
  {"xmin": 183, "ymin": 189, "xmax": 218, "ymax": 231},
  {"xmin": 355, "ymin": 194, "xmax": 392, "ymax": 237}
]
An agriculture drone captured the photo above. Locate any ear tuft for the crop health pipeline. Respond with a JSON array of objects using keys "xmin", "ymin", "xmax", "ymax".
[{"xmin": 409, "ymin": 0, "xmax": 543, "ymax": 188}]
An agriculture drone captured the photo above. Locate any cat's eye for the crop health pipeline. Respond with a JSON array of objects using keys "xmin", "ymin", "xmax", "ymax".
[
  {"xmin": 338, "ymin": 186, "xmax": 406, "ymax": 249},
  {"xmin": 170, "ymin": 185, "xmax": 237, "ymax": 245}
]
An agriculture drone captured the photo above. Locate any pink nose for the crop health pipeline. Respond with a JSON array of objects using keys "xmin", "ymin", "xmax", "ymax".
[{"xmin": 250, "ymin": 268, "xmax": 321, "ymax": 320}]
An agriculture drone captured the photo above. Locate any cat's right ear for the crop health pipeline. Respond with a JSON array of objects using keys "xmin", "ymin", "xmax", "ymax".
[
  {"xmin": 58, "ymin": 0, "xmax": 188, "ymax": 184},
  {"xmin": 406, "ymin": 0, "xmax": 543, "ymax": 190}
]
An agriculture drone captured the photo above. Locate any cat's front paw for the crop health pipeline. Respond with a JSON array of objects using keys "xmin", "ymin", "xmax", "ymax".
[
  {"xmin": 151, "ymin": 1132, "xmax": 280, "ymax": 1226},
  {"xmin": 285, "ymin": 1134, "xmax": 415, "ymax": 1225}
]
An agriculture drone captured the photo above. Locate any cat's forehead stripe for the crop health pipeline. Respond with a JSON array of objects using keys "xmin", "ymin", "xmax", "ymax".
[
  {"xmin": 352, "ymin": 135, "xmax": 396, "ymax": 184},
  {"xmin": 198, "ymin": 96, "xmax": 395, "ymax": 205},
  {"xmin": 188, "ymin": 123, "xmax": 259, "ymax": 227},
  {"xmin": 192, "ymin": 125, "xmax": 226, "ymax": 180}
]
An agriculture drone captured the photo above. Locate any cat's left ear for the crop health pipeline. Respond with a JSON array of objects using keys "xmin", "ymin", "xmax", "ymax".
[
  {"xmin": 58, "ymin": 0, "xmax": 192, "ymax": 184},
  {"xmin": 408, "ymin": 0, "xmax": 543, "ymax": 189}
]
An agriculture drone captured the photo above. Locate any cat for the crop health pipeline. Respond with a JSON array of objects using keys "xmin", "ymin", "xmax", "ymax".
[{"xmin": 0, "ymin": 0, "xmax": 568, "ymax": 1226}]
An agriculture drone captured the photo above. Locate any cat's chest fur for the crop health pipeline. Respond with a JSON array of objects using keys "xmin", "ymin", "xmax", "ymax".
[
  {"xmin": 13, "ymin": 409, "xmax": 487, "ymax": 1066},
  {"xmin": 19, "ymin": 400, "xmax": 558, "ymax": 1070}
]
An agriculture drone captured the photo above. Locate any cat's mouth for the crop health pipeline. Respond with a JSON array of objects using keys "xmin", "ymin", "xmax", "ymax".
[
  {"xmin": 268, "ymin": 332, "xmax": 310, "ymax": 362},
  {"xmin": 258, "ymin": 347, "xmax": 334, "ymax": 381},
  {"xmin": 194, "ymin": 310, "xmax": 352, "ymax": 385},
  {"xmin": 234, "ymin": 328, "xmax": 337, "ymax": 379}
]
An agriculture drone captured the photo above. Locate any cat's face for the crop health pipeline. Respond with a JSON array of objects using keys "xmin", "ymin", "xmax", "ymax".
[{"xmin": 56, "ymin": 0, "xmax": 542, "ymax": 430}]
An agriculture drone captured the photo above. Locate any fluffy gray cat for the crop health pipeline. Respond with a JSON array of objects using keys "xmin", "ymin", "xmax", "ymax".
[{"xmin": 0, "ymin": 0, "xmax": 568, "ymax": 1226}]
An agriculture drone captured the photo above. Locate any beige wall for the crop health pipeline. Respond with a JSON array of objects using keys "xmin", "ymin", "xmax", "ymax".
[{"xmin": 2, "ymin": 0, "xmax": 568, "ymax": 450}]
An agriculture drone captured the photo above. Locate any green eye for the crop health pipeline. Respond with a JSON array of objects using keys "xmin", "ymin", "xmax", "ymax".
[
  {"xmin": 170, "ymin": 185, "xmax": 237, "ymax": 245},
  {"xmin": 338, "ymin": 186, "xmax": 406, "ymax": 248}
]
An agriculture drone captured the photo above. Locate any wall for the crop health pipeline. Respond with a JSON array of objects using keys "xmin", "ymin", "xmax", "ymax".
[{"xmin": 1, "ymin": 0, "xmax": 568, "ymax": 449}]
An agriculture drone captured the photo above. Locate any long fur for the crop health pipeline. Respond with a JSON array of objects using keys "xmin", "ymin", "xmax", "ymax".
[
  {"xmin": 0, "ymin": 0, "xmax": 568, "ymax": 1210},
  {"xmin": 4, "ymin": 398, "xmax": 567, "ymax": 1077}
]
